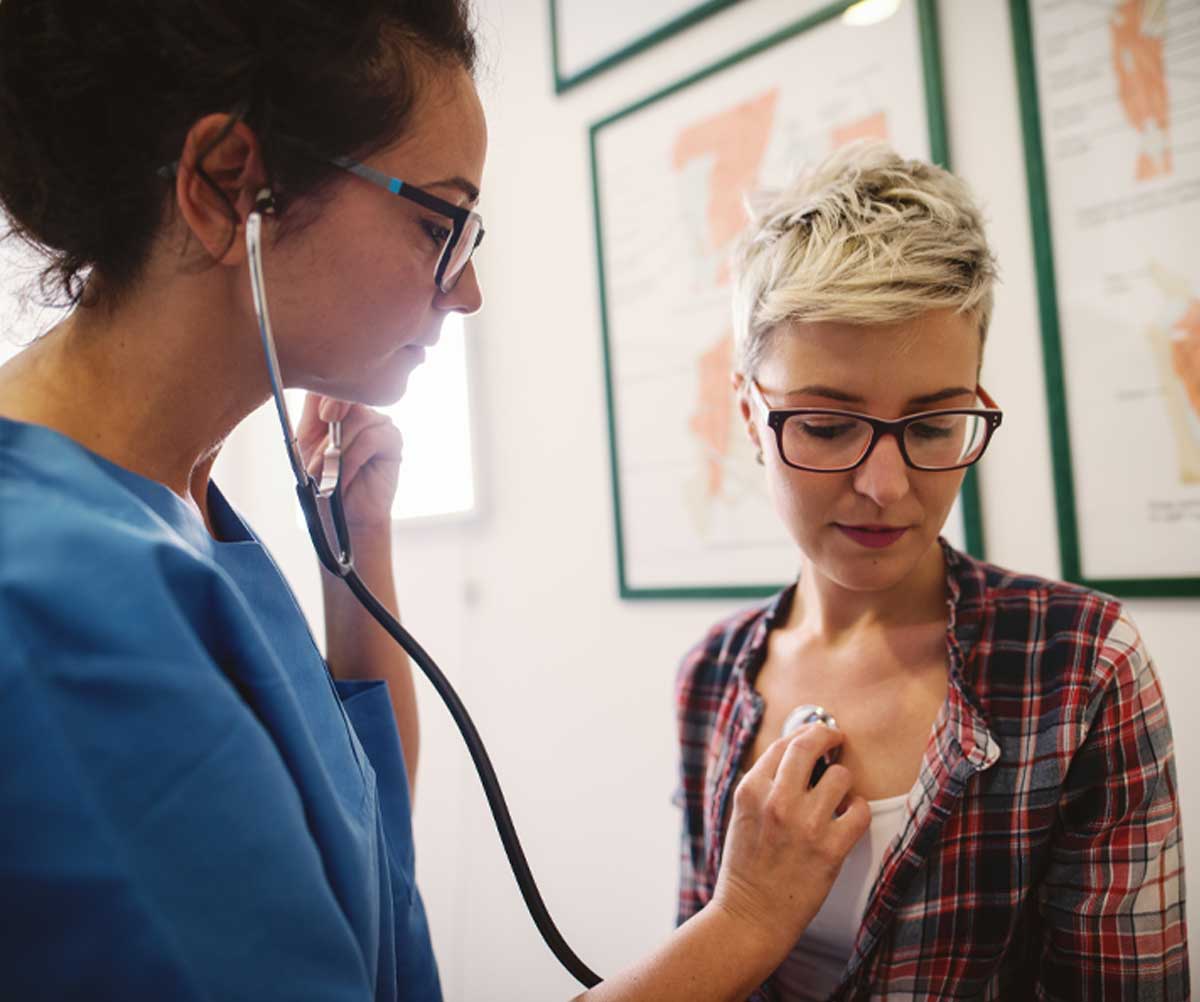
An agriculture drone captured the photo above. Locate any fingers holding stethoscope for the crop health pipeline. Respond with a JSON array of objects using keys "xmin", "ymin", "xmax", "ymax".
[
  {"xmin": 296, "ymin": 391, "xmax": 336, "ymax": 462},
  {"xmin": 297, "ymin": 393, "xmax": 350, "ymax": 459},
  {"xmin": 298, "ymin": 395, "xmax": 399, "ymax": 472},
  {"xmin": 297, "ymin": 393, "xmax": 404, "ymax": 524},
  {"xmin": 711, "ymin": 724, "xmax": 869, "ymax": 952},
  {"xmin": 775, "ymin": 724, "xmax": 865, "ymax": 831},
  {"xmin": 747, "ymin": 723, "xmax": 866, "ymax": 837}
]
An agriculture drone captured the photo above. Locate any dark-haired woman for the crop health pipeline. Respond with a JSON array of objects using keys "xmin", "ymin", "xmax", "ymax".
[{"xmin": 0, "ymin": 3, "xmax": 868, "ymax": 1000}]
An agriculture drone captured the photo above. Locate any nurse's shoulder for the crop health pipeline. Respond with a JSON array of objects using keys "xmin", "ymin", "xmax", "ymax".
[
  {"xmin": 0, "ymin": 416, "xmax": 379, "ymax": 1000},
  {"xmin": 0, "ymin": 414, "xmax": 236, "ymax": 664}
]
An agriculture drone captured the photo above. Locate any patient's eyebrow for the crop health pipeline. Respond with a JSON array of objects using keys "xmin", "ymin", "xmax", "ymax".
[
  {"xmin": 782, "ymin": 385, "xmax": 977, "ymax": 407},
  {"xmin": 784, "ymin": 385, "xmax": 864, "ymax": 403},
  {"xmin": 908, "ymin": 386, "xmax": 976, "ymax": 406}
]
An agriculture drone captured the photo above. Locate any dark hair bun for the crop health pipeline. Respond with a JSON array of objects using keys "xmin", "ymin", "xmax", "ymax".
[{"xmin": 0, "ymin": 0, "xmax": 476, "ymax": 304}]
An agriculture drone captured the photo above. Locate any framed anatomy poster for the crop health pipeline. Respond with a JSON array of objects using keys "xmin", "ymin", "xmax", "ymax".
[
  {"xmin": 590, "ymin": 0, "xmax": 980, "ymax": 599},
  {"xmin": 1012, "ymin": 0, "xmax": 1200, "ymax": 596}
]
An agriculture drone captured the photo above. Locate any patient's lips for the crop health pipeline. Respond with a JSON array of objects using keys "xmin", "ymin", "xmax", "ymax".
[{"xmin": 836, "ymin": 523, "xmax": 908, "ymax": 549}]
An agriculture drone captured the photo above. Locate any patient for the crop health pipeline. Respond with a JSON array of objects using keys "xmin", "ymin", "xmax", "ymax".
[{"xmin": 674, "ymin": 142, "xmax": 1188, "ymax": 1000}]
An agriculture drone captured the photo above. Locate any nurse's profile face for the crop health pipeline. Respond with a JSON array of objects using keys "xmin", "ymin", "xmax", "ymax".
[
  {"xmin": 265, "ymin": 64, "xmax": 488, "ymax": 406},
  {"xmin": 740, "ymin": 309, "xmax": 982, "ymax": 594}
]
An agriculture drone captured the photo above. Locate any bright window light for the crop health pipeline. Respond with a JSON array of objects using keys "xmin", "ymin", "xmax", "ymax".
[
  {"xmin": 384, "ymin": 313, "xmax": 477, "ymax": 521},
  {"xmin": 0, "ymin": 237, "xmax": 64, "ymax": 359}
]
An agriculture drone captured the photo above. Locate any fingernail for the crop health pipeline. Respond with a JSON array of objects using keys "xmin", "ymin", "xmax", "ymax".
[{"xmin": 318, "ymin": 398, "xmax": 335, "ymax": 422}]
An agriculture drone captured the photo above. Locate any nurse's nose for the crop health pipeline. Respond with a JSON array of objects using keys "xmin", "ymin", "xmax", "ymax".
[{"xmin": 851, "ymin": 432, "xmax": 911, "ymax": 509}]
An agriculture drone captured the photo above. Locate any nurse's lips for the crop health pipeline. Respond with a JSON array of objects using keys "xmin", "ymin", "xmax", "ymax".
[
  {"xmin": 836, "ymin": 523, "xmax": 909, "ymax": 548},
  {"xmin": 402, "ymin": 333, "xmax": 438, "ymax": 354}
]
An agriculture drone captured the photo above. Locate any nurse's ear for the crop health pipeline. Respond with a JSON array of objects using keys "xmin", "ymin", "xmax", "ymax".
[
  {"xmin": 173, "ymin": 115, "xmax": 267, "ymax": 268},
  {"xmin": 732, "ymin": 371, "xmax": 764, "ymax": 461}
]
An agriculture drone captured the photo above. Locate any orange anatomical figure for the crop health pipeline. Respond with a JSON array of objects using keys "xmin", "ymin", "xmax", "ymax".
[
  {"xmin": 689, "ymin": 332, "xmax": 736, "ymax": 500},
  {"xmin": 1173, "ymin": 300, "xmax": 1200, "ymax": 419},
  {"xmin": 1111, "ymin": 0, "xmax": 1171, "ymax": 180},
  {"xmin": 672, "ymin": 89, "xmax": 780, "ymax": 287},
  {"xmin": 832, "ymin": 111, "xmax": 888, "ymax": 149}
]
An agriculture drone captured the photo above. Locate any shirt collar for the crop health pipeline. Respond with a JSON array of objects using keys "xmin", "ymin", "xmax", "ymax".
[
  {"xmin": 939, "ymin": 540, "xmax": 1001, "ymax": 770},
  {"xmin": 729, "ymin": 581, "xmax": 796, "ymax": 708}
]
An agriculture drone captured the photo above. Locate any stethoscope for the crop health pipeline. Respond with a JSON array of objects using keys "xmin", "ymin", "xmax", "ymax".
[
  {"xmin": 245, "ymin": 194, "xmax": 601, "ymax": 988},
  {"xmin": 782, "ymin": 706, "xmax": 840, "ymax": 783},
  {"xmin": 246, "ymin": 193, "xmax": 842, "ymax": 989}
]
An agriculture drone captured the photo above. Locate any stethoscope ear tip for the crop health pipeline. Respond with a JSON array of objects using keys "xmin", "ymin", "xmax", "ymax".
[{"xmin": 253, "ymin": 188, "xmax": 277, "ymax": 215}]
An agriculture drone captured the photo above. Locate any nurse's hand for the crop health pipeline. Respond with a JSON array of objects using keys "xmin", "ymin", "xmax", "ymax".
[
  {"xmin": 571, "ymin": 726, "xmax": 868, "ymax": 1002},
  {"xmin": 712, "ymin": 723, "xmax": 868, "ymax": 950},
  {"xmin": 297, "ymin": 393, "xmax": 404, "ymax": 532},
  {"xmin": 300, "ymin": 393, "xmax": 419, "ymax": 790}
]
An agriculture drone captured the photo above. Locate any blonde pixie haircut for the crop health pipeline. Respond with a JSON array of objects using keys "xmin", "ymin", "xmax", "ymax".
[{"xmin": 731, "ymin": 141, "xmax": 998, "ymax": 377}]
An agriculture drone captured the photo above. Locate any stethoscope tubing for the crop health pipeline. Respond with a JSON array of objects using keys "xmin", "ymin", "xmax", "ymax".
[
  {"xmin": 246, "ymin": 204, "xmax": 602, "ymax": 989},
  {"xmin": 338, "ymin": 565, "xmax": 602, "ymax": 988}
]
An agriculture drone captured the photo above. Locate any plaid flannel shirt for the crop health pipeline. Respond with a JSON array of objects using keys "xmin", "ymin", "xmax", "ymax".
[{"xmin": 675, "ymin": 542, "xmax": 1188, "ymax": 1001}]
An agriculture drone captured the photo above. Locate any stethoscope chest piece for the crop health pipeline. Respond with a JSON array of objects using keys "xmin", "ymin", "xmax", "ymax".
[{"xmin": 782, "ymin": 704, "xmax": 840, "ymax": 787}]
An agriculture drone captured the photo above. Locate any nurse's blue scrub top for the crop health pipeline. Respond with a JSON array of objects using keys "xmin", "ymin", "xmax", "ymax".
[{"xmin": 0, "ymin": 416, "xmax": 441, "ymax": 1001}]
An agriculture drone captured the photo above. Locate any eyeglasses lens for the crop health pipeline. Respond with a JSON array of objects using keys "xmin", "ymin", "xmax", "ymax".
[
  {"xmin": 779, "ymin": 413, "xmax": 989, "ymax": 471},
  {"xmin": 904, "ymin": 414, "xmax": 988, "ymax": 468},
  {"xmin": 440, "ymin": 214, "xmax": 483, "ymax": 293},
  {"xmin": 781, "ymin": 415, "xmax": 873, "ymax": 470}
]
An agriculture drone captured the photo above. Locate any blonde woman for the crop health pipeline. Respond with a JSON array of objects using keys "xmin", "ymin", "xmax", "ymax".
[{"xmin": 675, "ymin": 143, "xmax": 1187, "ymax": 1000}]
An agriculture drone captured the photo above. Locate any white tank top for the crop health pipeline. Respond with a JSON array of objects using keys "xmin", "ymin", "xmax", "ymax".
[{"xmin": 771, "ymin": 789, "xmax": 912, "ymax": 1000}]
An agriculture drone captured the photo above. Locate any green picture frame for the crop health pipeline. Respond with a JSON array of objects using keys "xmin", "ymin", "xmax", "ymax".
[
  {"xmin": 590, "ymin": 0, "xmax": 985, "ymax": 600},
  {"xmin": 549, "ymin": 0, "xmax": 746, "ymax": 94},
  {"xmin": 1009, "ymin": 0, "xmax": 1200, "ymax": 597}
]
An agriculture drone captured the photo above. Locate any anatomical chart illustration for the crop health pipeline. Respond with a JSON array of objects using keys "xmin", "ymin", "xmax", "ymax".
[{"xmin": 1030, "ymin": 0, "xmax": 1200, "ymax": 580}]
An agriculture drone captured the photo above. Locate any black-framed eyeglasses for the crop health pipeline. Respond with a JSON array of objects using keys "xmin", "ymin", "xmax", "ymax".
[
  {"xmin": 331, "ymin": 157, "xmax": 484, "ymax": 294},
  {"xmin": 748, "ymin": 380, "xmax": 1004, "ymax": 473}
]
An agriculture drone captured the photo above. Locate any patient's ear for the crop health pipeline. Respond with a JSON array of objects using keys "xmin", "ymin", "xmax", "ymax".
[{"xmin": 732, "ymin": 371, "xmax": 762, "ymax": 453}]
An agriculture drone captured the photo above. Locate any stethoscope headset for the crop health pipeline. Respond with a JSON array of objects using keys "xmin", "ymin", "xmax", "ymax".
[{"xmin": 244, "ymin": 191, "xmax": 602, "ymax": 988}]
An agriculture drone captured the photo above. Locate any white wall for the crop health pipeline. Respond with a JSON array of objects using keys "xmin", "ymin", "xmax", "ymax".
[{"xmin": 3, "ymin": 1, "xmax": 1195, "ymax": 998}]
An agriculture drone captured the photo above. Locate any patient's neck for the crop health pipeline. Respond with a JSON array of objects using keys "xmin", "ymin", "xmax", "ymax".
[{"xmin": 790, "ymin": 540, "xmax": 947, "ymax": 648}]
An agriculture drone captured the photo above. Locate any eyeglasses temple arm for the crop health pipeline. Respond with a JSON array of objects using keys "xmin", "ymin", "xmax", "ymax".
[{"xmin": 976, "ymin": 385, "xmax": 1002, "ymax": 410}]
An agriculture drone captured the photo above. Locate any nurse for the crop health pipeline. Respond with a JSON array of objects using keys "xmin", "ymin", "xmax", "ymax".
[{"xmin": 0, "ymin": 2, "xmax": 868, "ymax": 1000}]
